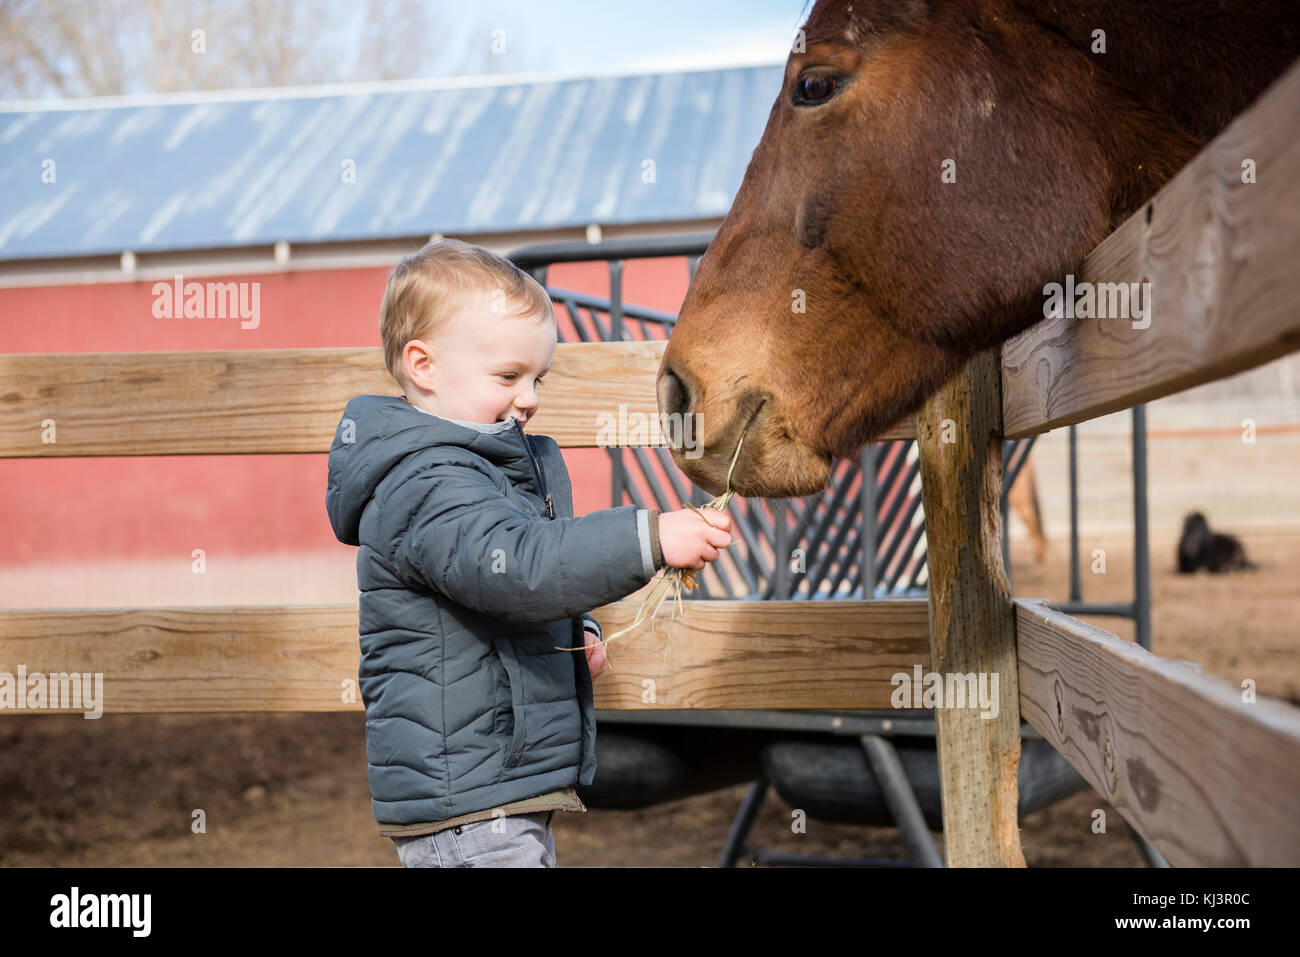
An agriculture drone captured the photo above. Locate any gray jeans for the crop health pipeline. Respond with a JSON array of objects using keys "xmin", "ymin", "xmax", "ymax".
[{"xmin": 392, "ymin": 810, "xmax": 555, "ymax": 867}]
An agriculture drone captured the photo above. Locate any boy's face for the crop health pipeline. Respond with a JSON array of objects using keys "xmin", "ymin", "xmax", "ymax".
[{"xmin": 403, "ymin": 287, "xmax": 556, "ymax": 426}]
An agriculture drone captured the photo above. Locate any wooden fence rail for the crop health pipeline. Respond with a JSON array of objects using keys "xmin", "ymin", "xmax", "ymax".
[
  {"xmin": 0, "ymin": 341, "xmax": 913, "ymax": 458},
  {"xmin": 0, "ymin": 601, "xmax": 931, "ymax": 713},
  {"xmin": 1002, "ymin": 61, "xmax": 1300, "ymax": 439}
]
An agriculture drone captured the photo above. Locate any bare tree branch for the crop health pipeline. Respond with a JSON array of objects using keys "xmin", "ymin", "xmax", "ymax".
[{"xmin": 0, "ymin": 0, "xmax": 536, "ymax": 100}]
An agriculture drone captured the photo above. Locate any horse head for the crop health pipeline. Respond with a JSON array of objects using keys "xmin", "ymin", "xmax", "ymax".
[{"xmin": 657, "ymin": 0, "xmax": 1293, "ymax": 498}]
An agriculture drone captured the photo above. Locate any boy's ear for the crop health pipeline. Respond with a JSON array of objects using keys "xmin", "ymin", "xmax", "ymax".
[{"xmin": 402, "ymin": 338, "xmax": 437, "ymax": 391}]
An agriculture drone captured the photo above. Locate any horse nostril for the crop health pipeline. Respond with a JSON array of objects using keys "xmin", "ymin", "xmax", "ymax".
[{"xmin": 658, "ymin": 362, "xmax": 695, "ymax": 421}]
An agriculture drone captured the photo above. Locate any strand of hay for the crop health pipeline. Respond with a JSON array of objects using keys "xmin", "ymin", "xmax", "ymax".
[{"xmin": 557, "ymin": 432, "xmax": 745, "ymax": 670}]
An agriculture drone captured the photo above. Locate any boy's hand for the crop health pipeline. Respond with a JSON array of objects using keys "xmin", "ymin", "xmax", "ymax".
[
  {"xmin": 584, "ymin": 626, "xmax": 608, "ymax": 680},
  {"xmin": 657, "ymin": 508, "xmax": 734, "ymax": 570}
]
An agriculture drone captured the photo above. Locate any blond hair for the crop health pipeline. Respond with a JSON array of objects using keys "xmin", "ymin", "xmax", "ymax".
[{"xmin": 378, "ymin": 237, "xmax": 554, "ymax": 389}]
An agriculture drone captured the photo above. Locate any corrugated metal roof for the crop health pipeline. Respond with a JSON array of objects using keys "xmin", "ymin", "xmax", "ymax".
[{"xmin": 0, "ymin": 64, "xmax": 783, "ymax": 261}]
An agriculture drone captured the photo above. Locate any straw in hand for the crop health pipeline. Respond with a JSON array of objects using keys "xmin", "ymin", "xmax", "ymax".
[{"xmin": 558, "ymin": 432, "xmax": 745, "ymax": 674}]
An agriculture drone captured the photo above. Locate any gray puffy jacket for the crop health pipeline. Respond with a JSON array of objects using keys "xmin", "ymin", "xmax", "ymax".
[{"xmin": 325, "ymin": 394, "xmax": 663, "ymax": 826}]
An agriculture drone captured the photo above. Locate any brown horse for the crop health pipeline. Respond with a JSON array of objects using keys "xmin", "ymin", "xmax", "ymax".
[{"xmin": 658, "ymin": 0, "xmax": 1299, "ymax": 498}]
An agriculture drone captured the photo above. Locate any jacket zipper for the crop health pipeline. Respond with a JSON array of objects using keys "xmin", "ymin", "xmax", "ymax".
[{"xmin": 511, "ymin": 417, "xmax": 554, "ymax": 519}]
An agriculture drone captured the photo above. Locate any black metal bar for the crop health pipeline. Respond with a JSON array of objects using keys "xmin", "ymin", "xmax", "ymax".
[
  {"xmin": 797, "ymin": 501, "xmax": 859, "ymax": 600},
  {"xmin": 808, "ymin": 493, "xmax": 864, "ymax": 599},
  {"xmin": 608, "ymin": 260, "xmax": 625, "ymax": 343},
  {"xmin": 875, "ymin": 488, "xmax": 915, "ymax": 578},
  {"xmin": 721, "ymin": 500, "xmax": 770, "ymax": 596},
  {"xmin": 862, "ymin": 445, "xmax": 879, "ymax": 596},
  {"xmin": 911, "ymin": 549, "xmax": 929, "ymax": 592},
  {"xmin": 885, "ymin": 519, "xmax": 927, "ymax": 593},
  {"xmin": 825, "ymin": 505, "xmax": 867, "ymax": 599},
  {"xmin": 860, "ymin": 735, "xmax": 944, "ymax": 867},
  {"xmin": 1133, "ymin": 405, "xmax": 1152, "ymax": 651},
  {"xmin": 744, "ymin": 495, "xmax": 777, "ymax": 551},
  {"xmin": 546, "ymin": 285, "xmax": 678, "ymax": 326},
  {"xmin": 609, "ymin": 446, "xmax": 625, "ymax": 524},
  {"xmin": 772, "ymin": 500, "xmax": 792, "ymax": 599},
  {"xmin": 606, "ymin": 261, "xmax": 627, "ymax": 527},
  {"xmin": 562, "ymin": 298, "xmax": 600, "ymax": 342},
  {"xmin": 622, "ymin": 446, "xmax": 673, "ymax": 513},
  {"xmin": 799, "ymin": 462, "xmax": 859, "ymax": 594},
  {"xmin": 1004, "ymin": 435, "xmax": 1037, "ymax": 489},
  {"xmin": 781, "ymin": 491, "xmax": 818, "ymax": 556},
  {"xmin": 875, "ymin": 446, "xmax": 918, "ymax": 549},
  {"xmin": 717, "ymin": 779, "xmax": 769, "ymax": 868},
  {"xmin": 875, "ymin": 442, "xmax": 911, "ymax": 525},
  {"xmin": 886, "ymin": 517, "xmax": 927, "ymax": 593},
  {"xmin": 898, "ymin": 542, "xmax": 930, "ymax": 594},
  {"xmin": 706, "ymin": 497, "xmax": 768, "ymax": 595},
  {"xmin": 877, "ymin": 488, "xmax": 924, "ymax": 587},
  {"xmin": 1069, "ymin": 424, "xmax": 1081, "ymax": 602},
  {"xmin": 508, "ymin": 233, "xmax": 713, "ymax": 270}
]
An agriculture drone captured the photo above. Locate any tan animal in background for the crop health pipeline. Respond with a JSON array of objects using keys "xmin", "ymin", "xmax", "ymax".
[{"xmin": 1007, "ymin": 459, "xmax": 1047, "ymax": 564}]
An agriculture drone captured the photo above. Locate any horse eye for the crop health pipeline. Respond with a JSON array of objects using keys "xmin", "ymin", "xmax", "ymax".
[{"xmin": 795, "ymin": 73, "xmax": 839, "ymax": 106}]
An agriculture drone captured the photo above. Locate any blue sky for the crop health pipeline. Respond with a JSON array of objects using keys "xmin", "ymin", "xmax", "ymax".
[
  {"xmin": 380, "ymin": 0, "xmax": 813, "ymax": 77},
  {"xmin": 1, "ymin": 1, "xmax": 815, "ymax": 102}
]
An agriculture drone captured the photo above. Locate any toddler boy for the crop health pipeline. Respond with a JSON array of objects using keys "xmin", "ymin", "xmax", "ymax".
[{"xmin": 325, "ymin": 238, "xmax": 731, "ymax": 866}]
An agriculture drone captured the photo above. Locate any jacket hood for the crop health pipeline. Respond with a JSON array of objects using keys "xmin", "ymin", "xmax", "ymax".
[{"xmin": 326, "ymin": 394, "xmax": 544, "ymax": 546}]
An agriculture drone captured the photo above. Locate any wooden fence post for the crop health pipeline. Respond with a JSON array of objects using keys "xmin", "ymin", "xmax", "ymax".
[{"xmin": 916, "ymin": 348, "xmax": 1026, "ymax": 867}]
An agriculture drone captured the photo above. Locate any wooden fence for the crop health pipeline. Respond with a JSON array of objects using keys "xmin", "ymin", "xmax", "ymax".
[{"xmin": 2, "ymin": 59, "xmax": 1298, "ymax": 867}]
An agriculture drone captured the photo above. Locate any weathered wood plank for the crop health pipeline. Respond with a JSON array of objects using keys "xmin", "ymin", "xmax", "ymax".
[
  {"xmin": 0, "ymin": 342, "xmax": 915, "ymax": 457},
  {"xmin": 1002, "ymin": 59, "xmax": 1300, "ymax": 438},
  {"xmin": 1016, "ymin": 598, "xmax": 1300, "ymax": 866},
  {"xmin": 916, "ymin": 348, "xmax": 1026, "ymax": 867},
  {"xmin": 0, "ymin": 600, "xmax": 931, "ymax": 713}
]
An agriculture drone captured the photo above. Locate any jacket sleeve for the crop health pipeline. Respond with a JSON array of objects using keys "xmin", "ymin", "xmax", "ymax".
[
  {"xmin": 390, "ymin": 459, "xmax": 661, "ymax": 626},
  {"xmin": 581, "ymin": 613, "xmax": 602, "ymax": 642}
]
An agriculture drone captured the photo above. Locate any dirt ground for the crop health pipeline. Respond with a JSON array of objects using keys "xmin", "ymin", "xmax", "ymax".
[{"xmin": 3, "ymin": 524, "xmax": 1295, "ymax": 868}]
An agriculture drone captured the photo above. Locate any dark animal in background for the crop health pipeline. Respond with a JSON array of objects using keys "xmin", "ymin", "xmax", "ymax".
[{"xmin": 1177, "ymin": 513, "xmax": 1254, "ymax": 573}]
